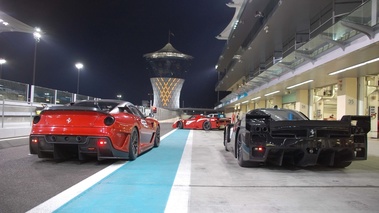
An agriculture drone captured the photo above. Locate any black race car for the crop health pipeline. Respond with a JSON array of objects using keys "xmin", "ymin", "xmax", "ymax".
[{"xmin": 224, "ymin": 108, "xmax": 370, "ymax": 168}]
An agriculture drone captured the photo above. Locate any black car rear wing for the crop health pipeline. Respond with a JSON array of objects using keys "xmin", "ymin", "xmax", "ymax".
[
  {"xmin": 246, "ymin": 114, "xmax": 371, "ymax": 134},
  {"xmin": 341, "ymin": 115, "xmax": 371, "ymax": 134}
]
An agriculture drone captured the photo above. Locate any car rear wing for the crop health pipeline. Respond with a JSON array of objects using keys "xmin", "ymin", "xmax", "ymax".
[
  {"xmin": 40, "ymin": 106, "xmax": 109, "ymax": 115},
  {"xmin": 246, "ymin": 114, "xmax": 371, "ymax": 134},
  {"xmin": 341, "ymin": 115, "xmax": 371, "ymax": 134}
]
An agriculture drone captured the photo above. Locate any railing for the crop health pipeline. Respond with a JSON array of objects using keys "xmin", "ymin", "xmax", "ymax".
[
  {"xmin": 0, "ymin": 99, "xmax": 35, "ymax": 128},
  {"xmin": 0, "ymin": 78, "xmax": 98, "ymax": 129}
]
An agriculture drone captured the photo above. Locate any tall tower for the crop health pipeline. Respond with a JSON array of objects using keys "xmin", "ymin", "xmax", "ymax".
[{"xmin": 143, "ymin": 43, "xmax": 193, "ymax": 109}]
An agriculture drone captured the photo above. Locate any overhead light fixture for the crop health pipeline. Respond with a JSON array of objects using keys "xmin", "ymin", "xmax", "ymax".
[
  {"xmin": 329, "ymin": 57, "xmax": 379, "ymax": 75},
  {"xmin": 251, "ymin": 96, "xmax": 261, "ymax": 101},
  {"xmin": 241, "ymin": 100, "xmax": 249, "ymax": 104},
  {"xmin": 264, "ymin": 90, "xmax": 280, "ymax": 96},
  {"xmin": 286, "ymin": 80, "xmax": 313, "ymax": 89}
]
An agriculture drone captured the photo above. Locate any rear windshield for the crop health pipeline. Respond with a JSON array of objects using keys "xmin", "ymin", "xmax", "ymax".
[
  {"xmin": 260, "ymin": 109, "xmax": 308, "ymax": 121},
  {"xmin": 73, "ymin": 101, "xmax": 119, "ymax": 112}
]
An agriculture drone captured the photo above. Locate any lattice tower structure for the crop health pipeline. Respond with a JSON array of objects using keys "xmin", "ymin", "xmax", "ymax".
[{"xmin": 143, "ymin": 43, "xmax": 193, "ymax": 109}]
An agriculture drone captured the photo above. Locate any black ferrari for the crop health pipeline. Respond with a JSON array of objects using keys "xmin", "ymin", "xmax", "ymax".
[{"xmin": 224, "ymin": 108, "xmax": 370, "ymax": 168}]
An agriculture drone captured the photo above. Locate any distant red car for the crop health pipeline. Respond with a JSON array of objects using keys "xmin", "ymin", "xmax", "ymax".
[
  {"xmin": 30, "ymin": 99, "xmax": 160, "ymax": 161},
  {"xmin": 172, "ymin": 114, "xmax": 228, "ymax": 130}
]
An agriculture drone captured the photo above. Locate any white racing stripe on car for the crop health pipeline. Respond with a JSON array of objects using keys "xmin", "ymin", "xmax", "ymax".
[
  {"xmin": 26, "ymin": 129, "xmax": 177, "ymax": 213},
  {"xmin": 165, "ymin": 130, "xmax": 193, "ymax": 213}
]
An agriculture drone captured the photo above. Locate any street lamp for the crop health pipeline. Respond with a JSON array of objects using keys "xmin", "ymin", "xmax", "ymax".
[
  {"xmin": 0, "ymin": 58, "xmax": 6, "ymax": 79},
  {"xmin": 117, "ymin": 94, "xmax": 122, "ymax": 99},
  {"xmin": 32, "ymin": 27, "xmax": 42, "ymax": 85},
  {"xmin": 75, "ymin": 62, "xmax": 83, "ymax": 94}
]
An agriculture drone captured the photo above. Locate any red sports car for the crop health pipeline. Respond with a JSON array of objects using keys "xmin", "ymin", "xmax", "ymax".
[
  {"xmin": 172, "ymin": 114, "xmax": 224, "ymax": 130},
  {"xmin": 30, "ymin": 99, "xmax": 160, "ymax": 161}
]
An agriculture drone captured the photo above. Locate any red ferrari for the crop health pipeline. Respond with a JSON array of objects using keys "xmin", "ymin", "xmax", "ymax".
[
  {"xmin": 172, "ymin": 114, "xmax": 224, "ymax": 130},
  {"xmin": 29, "ymin": 99, "xmax": 160, "ymax": 161}
]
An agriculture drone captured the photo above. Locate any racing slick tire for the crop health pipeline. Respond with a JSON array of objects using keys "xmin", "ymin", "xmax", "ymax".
[
  {"xmin": 223, "ymin": 124, "xmax": 234, "ymax": 151},
  {"xmin": 332, "ymin": 161, "xmax": 352, "ymax": 168},
  {"xmin": 237, "ymin": 138, "xmax": 250, "ymax": 167},
  {"xmin": 203, "ymin": 121, "xmax": 211, "ymax": 131},
  {"xmin": 236, "ymin": 134, "xmax": 260, "ymax": 167},
  {"xmin": 178, "ymin": 121, "xmax": 183, "ymax": 129},
  {"xmin": 223, "ymin": 128, "xmax": 229, "ymax": 151},
  {"xmin": 129, "ymin": 128, "xmax": 139, "ymax": 160},
  {"xmin": 331, "ymin": 150, "xmax": 354, "ymax": 168},
  {"xmin": 154, "ymin": 126, "xmax": 160, "ymax": 147}
]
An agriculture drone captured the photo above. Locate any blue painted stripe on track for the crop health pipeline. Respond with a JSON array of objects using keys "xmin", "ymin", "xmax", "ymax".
[{"xmin": 54, "ymin": 129, "xmax": 190, "ymax": 213}]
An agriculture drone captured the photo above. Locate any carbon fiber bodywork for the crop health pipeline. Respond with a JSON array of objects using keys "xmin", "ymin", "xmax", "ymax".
[{"xmin": 224, "ymin": 108, "xmax": 370, "ymax": 168}]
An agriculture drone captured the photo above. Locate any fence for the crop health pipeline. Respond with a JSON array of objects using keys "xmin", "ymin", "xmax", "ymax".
[
  {"xmin": 0, "ymin": 78, "xmax": 96, "ymax": 136},
  {"xmin": 0, "ymin": 99, "xmax": 35, "ymax": 128}
]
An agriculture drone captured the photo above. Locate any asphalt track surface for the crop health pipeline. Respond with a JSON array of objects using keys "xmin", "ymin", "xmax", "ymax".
[{"xmin": 1, "ymin": 124, "xmax": 379, "ymax": 212}]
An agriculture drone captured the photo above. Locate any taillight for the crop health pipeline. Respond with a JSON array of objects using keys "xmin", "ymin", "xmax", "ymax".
[
  {"xmin": 252, "ymin": 146, "xmax": 266, "ymax": 157},
  {"xmin": 98, "ymin": 139, "xmax": 107, "ymax": 146},
  {"xmin": 255, "ymin": 146, "xmax": 265, "ymax": 152},
  {"xmin": 33, "ymin": 116, "xmax": 41, "ymax": 124},
  {"xmin": 104, "ymin": 116, "xmax": 115, "ymax": 126},
  {"xmin": 31, "ymin": 137, "xmax": 39, "ymax": 143}
]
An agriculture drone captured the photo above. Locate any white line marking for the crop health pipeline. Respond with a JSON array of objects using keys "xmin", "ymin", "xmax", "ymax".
[
  {"xmin": 0, "ymin": 136, "xmax": 28, "ymax": 142},
  {"xmin": 26, "ymin": 129, "xmax": 177, "ymax": 213},
  {"xmin": 165, "ymin": 130, "xmax": 193, "ymax": 213},
  {"xmin": 26, "ymin": 161, "xmax": 126, "ymax": 213}
]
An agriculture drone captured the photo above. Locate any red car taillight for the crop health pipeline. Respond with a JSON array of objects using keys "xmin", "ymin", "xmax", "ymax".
[
  {"xmin": 97, "ymin": 139, "xmax": 108, "ymax": 146},
  {"xmin": 252, "ymin": 146, "xmax": 266, "ymax": 157},
  {"xmin": 255, "ymin": 146, "xmax": 265, "ymax": 152}
]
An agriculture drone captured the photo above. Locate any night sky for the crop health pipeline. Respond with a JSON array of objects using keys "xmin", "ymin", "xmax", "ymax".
[{"xmin": 0, "ymin": 0, "xmax": 233, "ymax": 108}]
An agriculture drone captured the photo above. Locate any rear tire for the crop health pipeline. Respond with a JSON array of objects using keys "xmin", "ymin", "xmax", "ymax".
[
  {"xmin": 237, "ymin": 134, "xmax": 260, "ymax": 167},
  {"xmin": 154, "ymin": 126, "xmax": 160, "ymax": 147},
  {"xmin": 129, "ymin": 128, "xmax": 139, "ymax": 160},
  {"xmin": 223, "ymin": 128, "xmax": 229, "ymax": 151},
  {"xmin": 237, "ymin": 136, "xmax": 250, "ymax": 167},
  {"xmin": 332, "ymin": 150, "xmax": 354, "ymax": 168},
  {"xmin": 332, "ymin": 160, "xmax": 352, "ymax": 168},
  {"xmin": 178, "ymin": 121, "xmax": 183, "ymax": 129}
]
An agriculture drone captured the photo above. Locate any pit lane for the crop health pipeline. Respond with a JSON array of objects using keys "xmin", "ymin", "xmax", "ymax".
[{"xmin": 1, "ymin": 123, "xmax": 379, "ymax": 212}]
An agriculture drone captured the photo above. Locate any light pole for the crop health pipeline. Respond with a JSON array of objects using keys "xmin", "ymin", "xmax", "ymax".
[
  {"xmin": 0, "ymin": 58, "xmax": 6, "ymax": 79},
  {"xmin": 117, "ymin": 94, "xmax": 122, "ymax": 100},
  {"xmin": 32, "ymin": 27, "xmax": 42, "ymax": 85},
  {"xmin": 148, "ymin": 93, "xmax": 153, "ymax": 107},
  {"xmin": 75, "ymin": 63, "xmax": 83, "ymax": 94}
]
